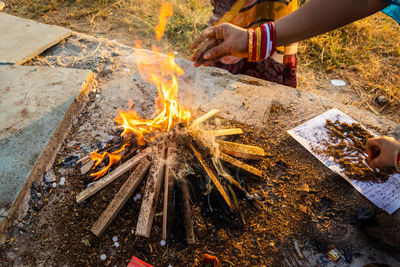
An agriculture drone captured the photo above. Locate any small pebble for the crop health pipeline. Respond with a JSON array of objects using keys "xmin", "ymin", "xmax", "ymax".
[
  {"xmin": 114, "ymin": 242, "xmax": 120, "ymax": 248},
  {"xmin": 59, "ymin": 177, "xmax": 65, "ymax": 186},
  {"xmin": 160, "ymin": 240, "xmax": 166, "ymax": 246},
  {"xmin": 112, "ymin": 236, "xmax": 118, "ymax": 242},
  {"xmin": 100, "ymin": 254, "xmax": 106, "ymax": 261},
  {"xmin": 96, "ymin": 94, "xmax": 100, "ymax": 98},
  {"xmin": 136, "ymin": 193, "xmax": 142, "ymax": 200}
]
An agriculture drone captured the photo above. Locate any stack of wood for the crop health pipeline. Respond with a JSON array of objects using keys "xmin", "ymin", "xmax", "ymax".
[{"xmin": 75, "ymin": 110, "xmax": 267, "ymax": 243}]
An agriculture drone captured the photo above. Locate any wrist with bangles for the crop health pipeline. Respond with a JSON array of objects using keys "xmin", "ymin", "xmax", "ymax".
[{"xmin": 247, "ymin": 22, "xmax": 276, "ymax": 62}]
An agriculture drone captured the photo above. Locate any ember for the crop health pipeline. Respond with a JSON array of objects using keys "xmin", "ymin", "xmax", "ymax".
[{"xmin": 76, "ymin": 2, "xmax": 267, "ymax": 242}]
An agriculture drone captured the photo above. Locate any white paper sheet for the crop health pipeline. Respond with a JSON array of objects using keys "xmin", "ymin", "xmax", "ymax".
[{"xmin": 287, "ymin": 109, "xmax": 400, "ymax": 214}]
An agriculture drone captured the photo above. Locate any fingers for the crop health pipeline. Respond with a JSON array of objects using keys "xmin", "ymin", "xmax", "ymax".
[
  {"xmin": 191, "ymin": 38, "xmax": 218, "ymax": 67},
  {"xmin": 369, "ymin": 156, "xmax": 384, "ymax": 169},
  {"xmin": 190, "ymin": 27, "xmax": 216, "ymax": 50},
  {"xmin": 203, "ymin": 43, "xmax": 230, "ymax": 61}
]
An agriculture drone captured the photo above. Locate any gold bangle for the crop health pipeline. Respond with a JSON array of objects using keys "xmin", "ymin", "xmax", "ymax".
[
  {"xmin": 256, "ymin": 27, "xmax": 261, "ymax": 62},
  {"xmin": 248, "ymin": 29, "xmax": 253, "ymax": 62}
]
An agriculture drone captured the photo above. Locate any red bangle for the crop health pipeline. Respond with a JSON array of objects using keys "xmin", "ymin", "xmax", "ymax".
[
  {"xmin": 260, "ymin": 24, "xmax": 267, "ymax": 60},
  {"xmin": 252, "ymin": 29, "xmax": 257, "ymax": 62},
  {"xmin": 269, "ymin": 22, "xmax": 276, "ymax": 57}
]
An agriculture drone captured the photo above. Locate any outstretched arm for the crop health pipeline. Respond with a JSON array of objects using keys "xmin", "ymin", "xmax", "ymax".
[
  {"xmin": 191, "ymin": 0, "xmax": 389, "ymax": 66},
  {"xmin": 275, "ymin": 0, "xmax": 389, "ymax": 46}
]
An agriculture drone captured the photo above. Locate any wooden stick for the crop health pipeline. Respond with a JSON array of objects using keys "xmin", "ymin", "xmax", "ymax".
[
  {"xmin": 77, "ymin": 155, "xmax": 91, "ymax": 165},
  {"xmin": 204, "ymin": 128, "xmax": 243, "ymax": 137},
  {"xmin": 218, "ymin": 152, "xmax": 263, "ymax": 178},
  {"xmin": 136, "ymin": 142, "xmax": 166, "ymax": 238},
  {"xmin": 189, "ymin": 144, "xmax": 232, "ymax": 209},
  {"xmin": 181, "ymin": 180, "xmax": 195, "ymax": 244},
  {"xmin": 162, "ymin": 146, "xmax": 177, "ymax": 240},
  {"xmin": 189, "ymin": 109, "xmax": 219, "ymax": 130},
  {"xmin": 90, "ymin": 159, "xmax": 151, "ymax": 236},
  {"xmin": 76, "ymin": 147, "xmax": 152, "ymax": 204},
  {"xmin": 80, "ymin": 160, "xmax": 94, "ymax": 174},
  {"xmin": 216, "ymin": 140, "xmax": 265, "ymax": 160}
]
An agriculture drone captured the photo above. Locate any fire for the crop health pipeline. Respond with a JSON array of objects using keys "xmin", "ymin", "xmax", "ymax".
[
  {"xmin": 89, "ymin": 2, "xmax": 191, "ymax": 179},
  {"xmin": 90, "ymin": 144, "xmax": 127, "ymax": 180},
  {"xmin": 155, "ymin": 2, "xmax": 173, "ymax": 41}
]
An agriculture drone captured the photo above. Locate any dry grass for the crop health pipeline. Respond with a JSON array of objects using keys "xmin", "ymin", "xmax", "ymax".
[
  {"xmin": 3, "ymin": 0, "xmax": 400, "ymax": 119},
  {"xmin": 299, "ymin": 12, "xmax": 400, "ymax": 116}
]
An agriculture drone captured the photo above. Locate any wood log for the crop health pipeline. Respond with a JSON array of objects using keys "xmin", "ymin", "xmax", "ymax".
[
  {"xmin": 136, "ymin": 142, "xmax": 166, "ymax": 238},
  {"xmin": 90, "ymin": 159, "xmax": 151, "ymax": 236},
  {"xmin": 204, "ymin": 128, "xmax": 243, "ymax": 137},
  {"xmin": 162, "ymin": 146, "xmax": 177, "ymax": 240},
  {"xmin": 218, "ymin": 152, "xmax": 263, "ymax": 178},
  {"xmin": 77, "ymin": 155, "xmax": 91, "ymax": 165},
  {"xmin": 189, "ymin": 109, "xmax": 219, "ymax": 130},
  {"xmin": 216, "ymin": 140, "xmax": 265, "ymax": 160},
  {"xmin": 76, "ymin": 147, "xmax": 152, "ymax": 204},
  {"xmin": 80, "ymin": 160, "xmax": 94, "ymax": 174},
  {"xmin": 180, "ymin": 180, "xmax": 195, "ymax": 244},
  {"xmin": 189, "ymin": 144, "xmax": 232, "ymax": 209},
  {"xmin": 219, "ymin": 172, "xmax": 266, "ymax": 211}
]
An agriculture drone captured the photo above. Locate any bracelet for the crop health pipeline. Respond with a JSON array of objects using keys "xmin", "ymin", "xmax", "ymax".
[
  {"xmin": 256, "ymin": 27, "xmax": 262, "ymax": 62},
  {"xmin": 252, "ymin": 28, "xmax": 257, "ymax": 62},
  {"xmin": 396, "ymin": 147, "xmax": 400, "ymax": 172},
  {"xmin": 247, "ymin": 22, "xmax": 277, "ymax": 62},
  {"xmin": 248, "ymin": 29, "xmax": 253, "ymax": 62}
]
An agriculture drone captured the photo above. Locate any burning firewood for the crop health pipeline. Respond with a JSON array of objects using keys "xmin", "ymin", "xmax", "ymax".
[
  {"xmin": 180, "ymin": 180, "xmax": 195, "ymax": 244},
  {"xmin": 91, "ymin": 159, "xmax": 151, "ymax": 236},
  {"xmin": 76, "ymin": 147, "xmax": 152, "ymax": 204},
  {"xmin": 204, "ymin": 128, "xmax": 243, "ymax": 137},
  {"xmin": 216, "ymin": 140, "xmax": 265, "ymax": 160},
  {"xmin": 218, "ymin": 152, "xmax": 263, "ymax": 178},
  {"xmin": 136, "ymin": 142, "xmax": 166, "ymax": 238},
  {"xmin": 189, "ymin": 144, "xmax": 233, "ymax": 210},
  {"xmin": 189, "ymin": 109, "xmax": 219, "ymax": 130},
  {"xmin": 162, "ymin": 146, "xmax": 177, "ymax": 240}
]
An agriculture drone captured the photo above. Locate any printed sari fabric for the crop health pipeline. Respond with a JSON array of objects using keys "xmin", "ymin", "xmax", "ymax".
[{"xmin": 210, "ymin": 0, "xmax": 298, "ymax": 88}]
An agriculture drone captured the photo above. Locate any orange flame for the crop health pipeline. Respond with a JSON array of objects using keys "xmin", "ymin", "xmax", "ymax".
[
  {"xmin": 90, "ymin": 144, "xmax": 127, "ymax": 180},
  {"xmin": 155, "ymin": 2, "xmax": 173, "ymax": 41},
  {"xmin": 87, "ymin": 2, "xmax": 191, "ymax": 180},
  {"xmin": 115, "ymin": 3, "xmax": 191, "ymax": 145}
]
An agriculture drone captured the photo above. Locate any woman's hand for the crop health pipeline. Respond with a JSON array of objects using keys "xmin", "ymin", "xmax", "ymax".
[
  {"xmin": 190, "ymin": 23, "xmax": 248, "ymax": 67},
  {"xmin": 366, "ymin": 136, "xmax": 400, "ymax": 169}
]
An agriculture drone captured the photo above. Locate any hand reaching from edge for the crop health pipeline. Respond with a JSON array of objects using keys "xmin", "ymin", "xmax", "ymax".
[
  {"xmin": 366, "ymin": 136, "xmax": 400, "ymax": 169},
  {"xmin": 190, "ymin": 23, "xmax": 248, "ymax": 67}
]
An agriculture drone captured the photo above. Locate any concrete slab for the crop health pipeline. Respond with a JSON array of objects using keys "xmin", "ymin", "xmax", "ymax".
[
  {"xmin": 0, "ymin": 66, "xmax": 92, "ymax": 228},
  {"xmin": 0, "ymin": 12, "xmax": 71, "ymax": 65}
]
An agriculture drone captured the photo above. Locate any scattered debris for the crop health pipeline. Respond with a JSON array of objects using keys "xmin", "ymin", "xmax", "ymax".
[
  {"xmin": 127, "ymin": 256, "xmax": 154, "ymax": 267},
  {"xmin": 62, "ymin": 155, "xmax": 80, "ymax": 167},
  {"xmin": 327, "ymin": 245, "xmax": 344, "ymax": 262},
  {"xmin": 330, "ymin": 79, "xmax": 346, "ymax": 87},
  {"xmin": 201, "ymin": 254, "xmax": 220, "ymax": 267},
  {"xmin": 375, "ymin": 95, "xmax": 388, "ymax": 106}
]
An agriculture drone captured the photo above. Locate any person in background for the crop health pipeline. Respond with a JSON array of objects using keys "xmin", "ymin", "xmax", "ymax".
[
  {"xmin": 208, "ymin": 0, "xmax": 299, "ymax": 88},
  {"xmin": 191, "ymin": 0, "xmax": 400, "ymax": 172}
]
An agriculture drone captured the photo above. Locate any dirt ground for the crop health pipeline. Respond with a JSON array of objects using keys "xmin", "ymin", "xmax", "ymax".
[{"xmin": 1, "ymin": 33, "xmax": 400, "ymax": 266}]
